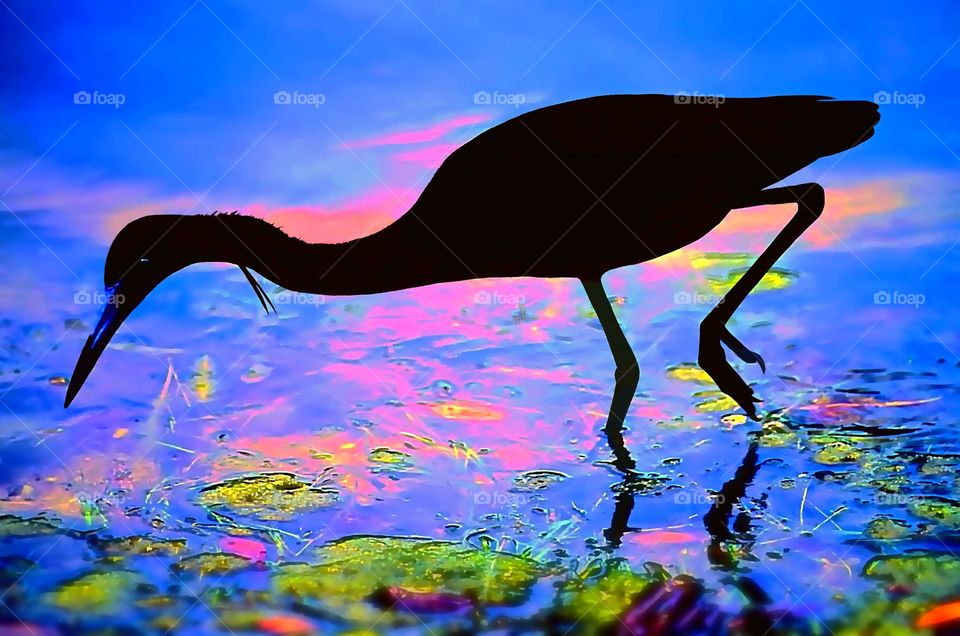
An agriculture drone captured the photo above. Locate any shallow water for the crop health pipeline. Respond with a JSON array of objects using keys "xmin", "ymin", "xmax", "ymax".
[{"xmin": 1, "ymin": 203, "xmax": 959, "ymax": 634}]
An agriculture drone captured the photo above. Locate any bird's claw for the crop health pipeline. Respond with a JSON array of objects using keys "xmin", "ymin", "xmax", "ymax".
[
  {"xmin": 718, "ymin": 323, "xmax": 765, "ymax": 373},
  {"xmin": 699, "ymin": 317, "xmax": 763, "ymax": 420}
]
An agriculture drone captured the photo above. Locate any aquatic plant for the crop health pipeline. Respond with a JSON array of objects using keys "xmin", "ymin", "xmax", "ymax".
[
  {"xmin": 197, "ymin": 472, "xmax": 339, "ymax": 521},
  {"xmin": 272, "ymin": 535, "xmax": 543, "ymax": 622}
]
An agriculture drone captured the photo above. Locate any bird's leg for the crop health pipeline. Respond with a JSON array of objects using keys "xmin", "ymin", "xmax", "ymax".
[
  {"xmin": 581, "ymin": 277, "xmax": 638, "ymax": 473},
  {"xmin": 699, "ymin": 183, "xmax": 825, "ymax": 420}
]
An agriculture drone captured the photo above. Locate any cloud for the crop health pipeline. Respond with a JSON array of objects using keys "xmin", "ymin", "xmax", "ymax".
[
  {"xmin": 690, "ymin": 178, "xmax": 912, "ymax": 250},
  {"xmin": 342, "ymin": 113, "xmax": 490, "ymax": 149},
  {"xmin": 245, "ymin": 186, "xmax": 419, "ymax": 243},
  {"xmin": 392, "ymin": 143, "xmax": 461, "ymax": 169}
]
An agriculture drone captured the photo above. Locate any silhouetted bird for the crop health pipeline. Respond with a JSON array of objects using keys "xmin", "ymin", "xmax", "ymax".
[{"xmin": 64, "ymin": 94, "xmax": 879, "ymax": 435}]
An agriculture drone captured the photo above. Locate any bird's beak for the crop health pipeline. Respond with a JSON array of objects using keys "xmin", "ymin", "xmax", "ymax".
[
  {"xmin": 64, "ymin": 283, "xmax": 132, "ymax": 407},
  {"xmin": 63, "ymin": 265, "xmax": 270, "ymax": 408}
]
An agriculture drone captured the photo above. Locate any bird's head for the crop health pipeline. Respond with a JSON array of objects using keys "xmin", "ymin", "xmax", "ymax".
[
  {"xmin": 64, "ymin": 215, "xmax": 189, "ymax": 407},
  {"xmin": 64, "ymin": 213, "xmax": 276, "ymax": 407}
]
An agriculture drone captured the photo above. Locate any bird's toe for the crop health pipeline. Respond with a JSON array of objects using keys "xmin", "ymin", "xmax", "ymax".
[
  {"xmin": 699, "ymin": 343, "xmax": 761, "ymax": 421},
  {"xmin": 717, "ymin": 323, "xmax": 765, "ymax": 373}
]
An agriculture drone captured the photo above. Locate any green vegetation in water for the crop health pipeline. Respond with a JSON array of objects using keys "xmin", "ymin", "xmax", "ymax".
[
  {"xmin": 47, "ymin": 570, "xmax": 141, "ymax": 613},
  {"xmin": 865, "ymin": 516, "xmax": 911, "ymax": 540},
  {"xmin": 665, "ymin": 363, "xmax": 714, "ymax": 384},
  {"xmin": 809, "ymin": 435, "xmax": 864, "ymax": 465},
  {"xmin": 368, "ymin": 447, "xmax": 415, "ymax": 473},
  {"xmin": 690, "ymin": 252, "xmax": 756, "ymax": 269},
  {"xmin": 705, "ymin": 266, "xmax": 798, "ymax": 295},
  {"xmin": 0, "ymin": 514, "xmax": 59, "ymax": 537},
  {"xmin": 751, "ymin": 420, "xmax": 799, "ymax": 448},
  {"xmin": 172, "ymin": 552, "xmax": 253, "ymax": 576},
  {"xmin": 94, "ymin": 535, "xmax": 188, "ymax": 557},
  {"xmin": 909, "ymin": 496, "xmax": 960, "ymax": 529},
  {"xmin": 834, "ymin": 552, "xmax": 960, "ymax": 634},
  {"xmin": 272, "ymin": 535, "xmax": 543, "ymax": 623},
  {"xmin": 863, "ymin": 552, "xmax": 960, "ymax": 596},
  {"xmin": 692, "ymin": 390, "xmax": 738, "ymax": 413},
  {"xmin": 556, "ymin": 560, "xmax": 669, "ymax": 632},
  {"xmin": 197, "ymin": 472, "xmax": 339, "ymax": 521}
]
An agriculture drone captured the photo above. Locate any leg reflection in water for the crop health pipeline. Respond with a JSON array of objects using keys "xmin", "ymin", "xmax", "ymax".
[{"xmin": 597, "ymin": 369, "xmax": 761, "ymax": 551}]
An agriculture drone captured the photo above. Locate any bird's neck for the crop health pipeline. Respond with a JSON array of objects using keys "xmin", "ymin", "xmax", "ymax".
[{"xmin": 189, "ymin": 213, "xmax": 449, "ymax": 297}]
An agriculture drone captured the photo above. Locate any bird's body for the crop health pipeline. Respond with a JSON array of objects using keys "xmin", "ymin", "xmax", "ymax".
[
  {"xmin": 65, "ymin": 94, "xmax": 880, "ymax": 427},
  {"xmin": 229, "ymin": 94, "xmax": 878, "ymax": 296}
]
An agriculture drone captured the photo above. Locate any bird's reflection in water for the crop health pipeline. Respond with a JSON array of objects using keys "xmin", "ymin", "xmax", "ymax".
[
  {"xmin": 598, "ymin": 364, "xmax": 762, "ymax": 556},
  {"xmin": 597, "ymin": 381, "xmax": 789, "ymax": 632}
]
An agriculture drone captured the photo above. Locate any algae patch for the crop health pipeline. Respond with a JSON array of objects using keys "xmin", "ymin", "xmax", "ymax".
[
  {"xmin": 557, "ymin": 562, "xmax": 668, "ymax": 629},
  {"xmin": 94, "ymin": 535, "xmax": 187, "ymax": 557},
  {"xmin": 273, "ymin": 535, "xmax": 543, "ymax": 610},
  {"xmin": 172, "ymin": 552, "xmax": 253, "ymax": 576},
  {"xmin": 197, "ymin": 472, "xmax": 339, "ymax": 521},
  {"xmin": 47, "ymin": 570, "xmax": 140, "ymax": 613},
  {"xmin": 0, "ymin": 514, "xmax": 59, "ymax": 537}
]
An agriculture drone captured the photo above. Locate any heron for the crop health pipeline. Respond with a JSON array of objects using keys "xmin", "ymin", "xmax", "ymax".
[{"xmin": 63, "ymin": 94, "xmax": 879, "ymax": 442}]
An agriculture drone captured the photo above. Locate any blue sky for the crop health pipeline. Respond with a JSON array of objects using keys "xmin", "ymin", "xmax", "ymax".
[{"xmin": 1, "ymin": 0, "xmax": 959, "ymax": 239}]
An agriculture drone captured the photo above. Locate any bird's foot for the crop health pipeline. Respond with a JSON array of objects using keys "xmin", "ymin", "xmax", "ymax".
[
  {"xmin": 718, "ymin": 322, "xmax": 766, "ymax": 373},
  {"xmin": 699, "ymin": 315, "xmax": 763, "ymax": 420}
]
